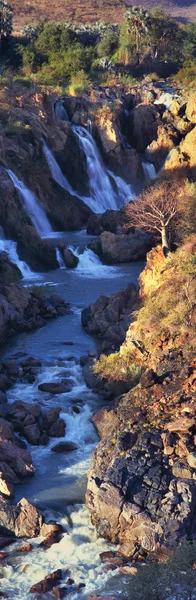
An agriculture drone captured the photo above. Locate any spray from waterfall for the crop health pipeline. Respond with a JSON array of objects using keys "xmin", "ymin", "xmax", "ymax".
[{"xmin": 7, "ymin": 170, "xmax": 53, "ymax": 238}]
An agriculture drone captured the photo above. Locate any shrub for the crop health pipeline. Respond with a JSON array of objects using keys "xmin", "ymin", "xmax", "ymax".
[{"xmin": 94, "ymin": 351, "xmax": 142, "ymax": 387}]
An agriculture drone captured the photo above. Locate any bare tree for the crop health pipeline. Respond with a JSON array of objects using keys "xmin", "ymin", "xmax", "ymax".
[{"xmin": 126, "ymin": 180, "xmax": 181, "ymax": 254}]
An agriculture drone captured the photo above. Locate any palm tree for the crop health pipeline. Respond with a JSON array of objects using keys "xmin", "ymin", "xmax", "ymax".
[{"xmin": 125, "ymin": 6, "xmax": 150, "ymax": 54}]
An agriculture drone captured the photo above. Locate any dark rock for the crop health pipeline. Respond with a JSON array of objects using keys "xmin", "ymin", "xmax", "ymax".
[
  {"xmin": 82, "ymin": 284, "xmax": 138, "ymax": 347},
  {"xmin": 38, "ymin": 382, "xmax": 72, "ymax": 394},
  {"xmin": 52, "ymin": 587, "xmax": 68, "ymax": 599},
  {"xmin": 40, "ymin": 531, "xmax": 61, "ymax": 548},
  {"xmin": 23, "ymin": 424, "xmax": 41, "ymax": 445},
  {"xmin": 48, "ymin": 419, "xmax": 66, "ymax": 438},
  {"xmin": 29, "ymin": 569, "xmax": 62, "ymax": 594},
  {"xmin": 51, "ymin": 442, "xmax": 78, "ymax": 452},
  {"xmin": 43, "ymin": 407, "xmax": 61, "ymax": 429},
  {"xmin": 63, "ymin": 248, "xmax": 79, "ymax": 269}
]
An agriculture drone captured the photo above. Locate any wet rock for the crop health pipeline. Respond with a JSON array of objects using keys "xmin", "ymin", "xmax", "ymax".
[
  {"xmin": 23, "ymin": 424, "xmax": 41, "ymax": 445},
  {"xmin": 43, "ymin": 407, "xmax": 61, "ymax": 429},
  {"xmin": 40, "ymin": 522, "xmax": 63, "ymax": 537},
  {"xmin": 51, "ymin": 441, "xmax": 78, "ymax": 452},
  {"xmin": 38, "ymin": 382, "xmax": 72, "ymax": 394},
  {"xmin": 99, "ymin": 551, "xmax": 117, "ymax": 562},
  {"xmin": 72, "ymin": 406, "xmax": 80, "ymax": 414},
  {"xmin": 48, "ymin": 419, "xmax": 66, "ymax": 437},
  {"xmin": 40, "ymin": 531, "xmax": 62, "ymax": 548},
  {"xmin": 15, "ymin": 498, "xmax": 43, "ymax": 538},
  {"xmin": 66, "ymin": 578, "xmax": 74, "ymax": 585},
  {"xmin": 76, "ymin": 583, "xmax": 85, "ymax": 591},
  {"xmin": 187, "ymin": 453, "xmax": 196, "ymax": 469},
  {"xmin": 0, "ymin": 536, "xmax": 15, "ymax": 549},
  {"xmin": 63, "ymin": 248, "xmax": 79, "ymax": 269},
  {"xmin": 3, "ymin": 361, "xmax": 19, "ymax": 377},
  {"xmin": 29, "ymin": 569, "xmax": 62, "ymax": 594},
  {"xmin": 17, "ymin": 543, "xmax": 33, "ymax": 552}
]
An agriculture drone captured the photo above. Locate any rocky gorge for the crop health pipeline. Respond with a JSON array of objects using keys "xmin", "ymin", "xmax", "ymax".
[{"xmin": 0, "ymin": 76, "xmax": 195, "ymax": 599}]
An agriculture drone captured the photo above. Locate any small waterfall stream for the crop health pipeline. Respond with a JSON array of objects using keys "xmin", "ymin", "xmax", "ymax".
[
  {"xmin": 142, "ymin": 160, "xmax": 157, "ymax": 181},
  {"xmin": 7, "ymin": 170, "xmax": 53, "ymax": 238},
  {"xmin": 0, "ymin": 227, "xmax": 36, "ymax": 279}
]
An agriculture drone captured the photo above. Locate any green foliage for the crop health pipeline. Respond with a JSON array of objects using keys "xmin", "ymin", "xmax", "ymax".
[
  {"xmin": 94, "ymin": 351, "xmax": 142, "ymax": 387},
  {"xmin": 35, "ymin": 23, "xmax": 71, "ymax": 57},
  {"xmin": 0, "ymin": 0, "xmax": 13, "ymax": 38},
  {"xmin": 69, "ymin": 70, "xmax": 90, "ymax": 95},
  {"xmin": 175, "ymin": 59, "xmax": 196, "ymax": 84},
  {"xmin": 183, "ymin": 23, "xmax": 196, "ymax": 59},
  {"xmin": 96, "ymin": 29, "xmax": 119, "ymax": 58}
]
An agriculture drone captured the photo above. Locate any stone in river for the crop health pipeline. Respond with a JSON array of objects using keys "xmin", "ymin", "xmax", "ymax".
[
  {"xmin": 51, "ymin": 441, "xmax": 78, "ymax": 452},
  {"xmin": 29, "ymin": 569, "xmax": 62, "ymax": 594},
  {"xmin": 38, "ymin": 381, "xmax": 72, "ymax": 394},
  {"xmin": 48, "ymin": 419, "xmax": 66, "ymax": 438}
]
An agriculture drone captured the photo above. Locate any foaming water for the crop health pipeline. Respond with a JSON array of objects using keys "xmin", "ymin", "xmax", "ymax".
[
  {"xmin": 142, "ymin": 161, "xmax": 156, "ymax": 181},
  {"xmin": 69, "ymin": 246, "xmax": 122, "ymax": 278},
  {"xmin": 1, "ymin": 504, "xmax": 117, "ymax": 599},
  {"xmin": 7, "ymin": 169, "xmax": 53, "ymax": 238},
  {"xmin": 56, "ymin": 247, "xmax": 65, "ymax": 268},
  {"xmin": 0, "ymin": 229, "xmax": 38, "ymax": 280}
]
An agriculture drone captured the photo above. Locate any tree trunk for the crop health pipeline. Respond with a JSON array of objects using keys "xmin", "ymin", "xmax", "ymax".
[{"xmin": 161, "ymin": 226, "xmax": 170, "ymax": 256}]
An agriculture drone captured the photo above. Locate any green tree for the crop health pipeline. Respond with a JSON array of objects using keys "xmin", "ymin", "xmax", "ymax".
[
  {"xmin": 97, "ymin": 28, "xmax": 119, "ymax": 58},
  {"xmin": 149, "ymin": 8, "xmax": 184, "ymax": 61},
  {"xmin": 0, "ymin": 0, "xmax": 13, "ymax": 48},
  {"xmin": 125, "ymin": 6, "xmax": 150, "ymax": 54},
  {"xmin": 183, "ymin": 23, "xmax": 196, "ymax": 59}
]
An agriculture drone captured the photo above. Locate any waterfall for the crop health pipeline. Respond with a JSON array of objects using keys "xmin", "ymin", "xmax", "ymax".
[
  {"xmin": 0, "ymin": 228, "xmax": 35, "ymax": 279},
  {"xmin": 55, "ymin": 100, "xmax": 69, "ymax": 121},
  {"xmin": 73, "ymin": 125, "xmax": 135, "ymax": 212},
  {"xmin": 43, "ymin": 142, "xmax": 74, "ymax": 195},
  {"xmin": 7, "ymin": 170, "xmax": 53, "ymax": 238},
  {"xmin": 142, "ymin": 161, "xmax": 157, "ymax": 182},
  {"xmin": 55, "ymin": 247, "xmax": 65, "ymax": 268}
]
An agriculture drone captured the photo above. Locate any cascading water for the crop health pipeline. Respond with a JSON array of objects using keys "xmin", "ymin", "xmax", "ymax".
[
  {"xmin": 7, "ymin": 170, "xmax": 53, "ymax": 238},
  {"xmin": 73, "ymin": 125, "xmax": 135, "ymax": 212},
  {"xmin": 142, "ymin": 161, "xmax": 157, "ymax": 181},
  {"xmin": 43, "ymin": 142, "xmax": 74, "ymax": 195},
  {"xmin": 55, "ymin": 247, "xmax": 65, "ymax": 268},
  {"xmin": 44, "ymin": 127, "xmax": 135, "ymax": 214},
  {"xmin": 55, "ymin": 100, "xmax": 68, "ymax": 121},
  {"xmin": 0, "ymin": 227, "xmax": 35, "ymax": 279}
]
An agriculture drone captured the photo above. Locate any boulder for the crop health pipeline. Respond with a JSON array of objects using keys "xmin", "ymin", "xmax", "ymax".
[
  {"xmin": 63, "ymin": 248, "xmax": 79, "ymax": 269},
  {"xmin": 89, "ymin": 230, "xmax": 151, "ymax": 264},
  {"xmin": 51, "ymin": 441, "xmax": 78, "ymax": 452},
  {"xmin": 29, "ymin": 570, "xmax": 62, "ymax": 594},
  {"xmin": 15, "ymin": 498, "xmax": 43, "ymax": 538},
  {"xmin": 82, "ymin": 284, "xmax": 138, "ymax": 346},
  {"xmin": 91, "ymin": 409, "xmax": 118, "ymax": 439},
  {"xmin": 38, "ymin": 382, "xmax": 72, "ymax": 394},
  {"xmin": 48, "ymin": 419, "xmax": 66, "ymax": 437},
  {"xmin": 23, "ymin": 424, "xmax": 41, "ymax": 445}
]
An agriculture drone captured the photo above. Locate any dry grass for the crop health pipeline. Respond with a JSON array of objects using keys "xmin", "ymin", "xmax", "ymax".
[{"xmin": 11, "ymin": 0, "xmax": 196, "ymax": 32}]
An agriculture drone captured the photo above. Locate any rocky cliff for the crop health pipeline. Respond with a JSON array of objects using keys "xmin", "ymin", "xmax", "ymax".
[{"xmin": 86, "ymin": 240, "xmax": 196, "ymax": 558}]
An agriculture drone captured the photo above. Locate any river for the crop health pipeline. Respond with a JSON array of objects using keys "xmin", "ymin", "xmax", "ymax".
[{"xmin": 0, "ymin": 229, "xmax": 144, "ymax": 599}]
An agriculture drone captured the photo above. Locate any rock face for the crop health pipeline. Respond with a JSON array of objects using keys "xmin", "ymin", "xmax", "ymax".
[
  {"xmin": 81, "ymin": 284, "xmax": 138, "ymax": 347},
  {"xmin": 0, "ymin": 274, "xmax": 69, "ymax": 345},
  {"xmin": 89, "ymin": 230, "xmax": 152, "ymax": 264},
  {"xmin": 86, "ymin": 352, "xmax": 196, "ymax": 558},
  {"xmin": 127, "ymin": 104, "xmax": 161, "ymax": 153}
]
